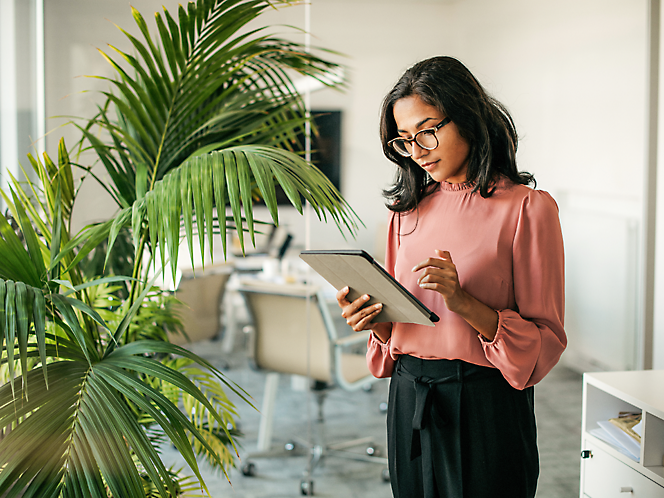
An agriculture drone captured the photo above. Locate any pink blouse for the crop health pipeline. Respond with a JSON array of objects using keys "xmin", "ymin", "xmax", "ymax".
[{"xmin": 367, "ymin": 178, "xmax": 567, "ymax": 390}]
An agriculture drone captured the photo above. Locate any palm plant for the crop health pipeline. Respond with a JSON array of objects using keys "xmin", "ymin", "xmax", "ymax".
[
  {"xmin": 75, "ymin": 0, "xmax": 357, "ymax": 279},
  {"xmin": 0, "ymin": 144, "xmax": 246, "ymax": 497},
  {"xmin": 0, "ymin": 1, "xmax": 360, "ymax": 496}
]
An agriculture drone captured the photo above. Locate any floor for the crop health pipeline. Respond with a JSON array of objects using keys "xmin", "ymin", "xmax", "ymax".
[{"xmin": 161, "ymin": 334, "xmax": 584, "ymax": 498}]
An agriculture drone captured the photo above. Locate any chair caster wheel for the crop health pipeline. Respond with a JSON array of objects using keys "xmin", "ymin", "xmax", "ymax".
[
  {"xmin": 381, "ymin": 467, "xmax": 390, "ymax": 482},
  {"xmin": 366, "ymin": 445, "xmax": 382, "ymax": 457},
  {"xmin": 300, "ymin": 478, "xmax": 314, "ymax": 495},
  {"xmin": 241, "ymin": 461, "xmax": 256, "ymax": 476}
]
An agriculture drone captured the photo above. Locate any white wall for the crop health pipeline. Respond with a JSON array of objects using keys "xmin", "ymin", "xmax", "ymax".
[{"xmin": 44, "ymin": 0, "xmax": 660, "ymax": 370}]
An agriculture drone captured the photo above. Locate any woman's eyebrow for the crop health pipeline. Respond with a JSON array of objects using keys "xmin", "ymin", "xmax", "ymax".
[{"xmin": 397, "ymin": 117, "xmax": 438, "ymax": 134}]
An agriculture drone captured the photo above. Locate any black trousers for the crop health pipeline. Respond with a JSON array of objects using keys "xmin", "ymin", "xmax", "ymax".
[{"xmin": 387, "ymin": 355, "xmax": 539, "ymax": 498}]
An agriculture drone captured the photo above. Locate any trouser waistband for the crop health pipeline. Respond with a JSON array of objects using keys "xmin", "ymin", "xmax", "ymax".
[{"xmin": 394, "ymin": 355, "xmax": 501, "ymax": 498}]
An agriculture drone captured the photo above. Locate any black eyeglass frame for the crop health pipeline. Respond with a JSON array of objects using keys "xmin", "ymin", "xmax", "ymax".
[{"xmin": 388, "ymin": 117, "xmax": 452, "ymax": 157}]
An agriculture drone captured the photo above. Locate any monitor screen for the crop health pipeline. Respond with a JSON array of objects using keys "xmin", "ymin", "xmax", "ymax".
[{"xmin": 276, "ymin": 110, "xmax": 342, "ymax": 204}]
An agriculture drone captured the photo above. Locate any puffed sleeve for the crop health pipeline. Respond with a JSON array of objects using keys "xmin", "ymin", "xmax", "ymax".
[
  {"xmin": 481, "ymin": 190, "xmax": 567, "ymax": 389},
  {"xmin": 367, "ymin": 332, "xmax": 395, "ymax": 378},
  {"xmin": 366, "ymin": 211, "xmax": 398, "ymax": 378}
]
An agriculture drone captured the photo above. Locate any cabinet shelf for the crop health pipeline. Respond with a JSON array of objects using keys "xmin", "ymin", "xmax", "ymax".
[
  {"xmin": 646, "ymin": 465, "xmax": 664, "ymax": 480},
  {"xmin": 581, "ymin": 370, "xmax": 664, "ymax": 497}
]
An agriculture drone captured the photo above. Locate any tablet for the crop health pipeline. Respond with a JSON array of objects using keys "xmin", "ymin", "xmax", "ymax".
[{"xmin": 299, "ymin": 249, "xmax": 439, "ymax": 326}]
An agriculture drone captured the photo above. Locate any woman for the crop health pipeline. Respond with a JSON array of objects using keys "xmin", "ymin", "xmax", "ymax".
[{"xmin": 336, "ymin": 56, "xmax": 566, "ymax": 498}]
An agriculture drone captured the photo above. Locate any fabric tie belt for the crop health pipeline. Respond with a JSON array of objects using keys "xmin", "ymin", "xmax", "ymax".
[{"xmin": 395, "ymin": 357, "xmax": 500, "ymax": 498}]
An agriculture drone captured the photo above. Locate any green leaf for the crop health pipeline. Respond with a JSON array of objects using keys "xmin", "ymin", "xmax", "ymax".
[
  {"xmin": 48, "ymin": 294, "xmax": 94, "ymax": 366},
  {"xmin": 61, "ymin": 275, "xmax": 135, "ymax": 297},
  {"xmin": 180, "ymin": 160, "xmax": 195, "ymax": 271},
  {"xmin": 0, "ymin": 280, "xmax": 47, "ymax": 394},
  {"xmin": 247, "ymin": 153, "xmax": 278, "ymax": 224},
  {"xmin": 109, "ymin": 340, "xmax": 253, "ymax": 407},
  {"xmin": 105, "ymin": 271, "xmax": 159, "ymax": 354},
  {"xmin": 5, "ymin": 280, "xmax": 16, "ymax": 397},
  {"xmin": 57, "ymin": 138, "xmax": 76, "ymax": 216},
  {"xmin": 49, "ymin": 218, "xmax": 110, "ymax": 276},
  {"xmin": 52, "ymin": 279, "xmax": 76, "ymax": 292},
  {"xmin": 200, "ymin": 154, "xmax": 215, "ymax": 263},
  {"xmin": 211, "ymin": 153, "xmax": 228, "ymax": 258},
  {"xmin": 63, "ymin": 295, "xmax": 110, "ymax": 333},
  {"xmin": 10, "ymin": 188, "xmax": 47, "ymax": 282},
  {"xmin": 83, "ymin": 0, "xmax": 347, "ymax": 194},
  {"xmin": 48, "ymin": 186, "xmax": 63, "ymax": 282},
  {"xmin": 32, "ymin": 289, "xmax": 47, "ymax": 388},
  {"xmin": 223, "ymin": 151, "xmax": 244, "ymax": 252},
  {"xmin": 136, "ymin": 162, "xmax": 148, "ymax": 199},
  {"xmin": 85, "ymin": 373, "xmax": 175, "ymax": 497},
  {"xmin": 105, "ymin": 207, "xmax": 132, "ymax": 270},
  {"xmin": 0, "ymin": 207, "xmax": 41, "ymax": 286},
  {"xmin": 190, "ymin": 156, "xmax": 208, "ymax": 266},
  {"xmin": 15, "ymin": 282, "xmax": 32, "ymax": 400},
  {"xmin": 0, "ymin": 280, "xmax": 5, "ymax": 368},
  {"xmin": 131, "ymin": 199, "xmax": 146, "ymax": 263},
  {"xmin": 95, "ymin": 363, "xmax": 215, "ymax": 491},
  {"xmin": 235, "ymin": 150, "xmax": 255, "ymax": 246},
  {"xmin": 8, "ymin": 162, "xmax": 51, "ymax": 244}
]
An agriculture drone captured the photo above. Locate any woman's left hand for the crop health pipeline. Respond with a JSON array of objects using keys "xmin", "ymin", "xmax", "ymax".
[{"xmin": 412, "ymin": 249, "xmax": 467, "ymax": 314}]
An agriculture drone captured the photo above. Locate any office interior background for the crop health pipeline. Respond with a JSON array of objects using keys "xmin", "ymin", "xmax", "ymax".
[{"xmin": 1, "ymin": 0, "xmax": 663, "ymax": 495}]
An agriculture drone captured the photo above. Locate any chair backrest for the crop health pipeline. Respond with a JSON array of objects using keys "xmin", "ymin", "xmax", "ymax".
[
  {"xmin": 171, "ymin": 265, "xmax": 232, "ymax": 344},
  {"xmin": 240, "ymin": 281, "xmax": 333, "ymax": 383}
]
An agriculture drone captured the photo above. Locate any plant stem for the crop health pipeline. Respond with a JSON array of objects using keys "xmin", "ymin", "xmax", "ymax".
[{"xmin": 128, "ymin": 231, "xmax": 149, "ymax": 309}]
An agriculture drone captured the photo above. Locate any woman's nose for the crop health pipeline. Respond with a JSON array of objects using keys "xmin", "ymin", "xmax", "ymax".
[{"xmin": 410, "ymin": 142, "xmax": 427, "ymax": 160}]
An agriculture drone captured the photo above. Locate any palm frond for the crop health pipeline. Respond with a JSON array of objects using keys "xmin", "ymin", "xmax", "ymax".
[
  {"xmin": 159, "ymin": 358, "xmax": 241, "ymax": 471},
  {"xmin": 123, "ymin": 288, "xmax": 185, "ymax": 344},
  {"xmin": 0, "ymin": 339, "xmax": 243, "ymax": 497},
  {"xmin": 81, "ymin": 0, "xmax": 347, "ymax": 205},
  {"xmin": 0, "ymin": 279, "xmax": 48, "ymax": 396},
  {"xmin": 119, "ymin": 146, "xmax": 359, "ymax": 281},
  {"xmin": 0, "ymin": 208, "xmax": 43, "ymax": 287},
  {"xmin": 2, "ymin": 141, "xmax": 90, "ymax": 293}
]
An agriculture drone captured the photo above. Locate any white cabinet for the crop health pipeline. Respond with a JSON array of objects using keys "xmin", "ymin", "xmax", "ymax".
[{"xmin": 580, "ymin": 371, "xmax": 664, "ymax": 497}]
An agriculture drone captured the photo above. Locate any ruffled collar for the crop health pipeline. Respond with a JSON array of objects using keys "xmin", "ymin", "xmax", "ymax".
[{"xmin": 438, "ymin": 180, "xmax": 475, "ymax": 192}]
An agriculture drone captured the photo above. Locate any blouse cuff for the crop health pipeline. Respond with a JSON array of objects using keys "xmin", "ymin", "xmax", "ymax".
[
  {"xmin": 371, "ymin": 331, "xmax": 391, "ymax": 348},
  {"xmin": 477, "ymin": 309, "xmax": 508, "ymax": 346}
]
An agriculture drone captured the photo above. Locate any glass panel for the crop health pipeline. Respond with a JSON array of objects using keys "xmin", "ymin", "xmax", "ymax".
[{"xmin": 0, "ymin": 0, "xmax": 42, "ymax": 208}]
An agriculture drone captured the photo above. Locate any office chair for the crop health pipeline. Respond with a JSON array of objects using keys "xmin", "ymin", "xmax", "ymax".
[{"xmin": 237, "ymin": 279, "xmax": 388, "ymax": 495}]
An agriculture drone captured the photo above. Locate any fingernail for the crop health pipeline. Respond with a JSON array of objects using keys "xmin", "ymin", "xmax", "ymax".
[
  {"xmin": 362, "ymin": 294, "xmax": 369, "ymax": 300},
  {"xmin": 375, "ymin": 303, "xmax": 382, "ymax": 310}
]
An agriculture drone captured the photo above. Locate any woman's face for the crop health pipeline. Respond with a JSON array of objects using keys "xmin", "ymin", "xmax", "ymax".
[{"xmin": 392, "ymin": 94, "xmax": 470, "ymax": 184}]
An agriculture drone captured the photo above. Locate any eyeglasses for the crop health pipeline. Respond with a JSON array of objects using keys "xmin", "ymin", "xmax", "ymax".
[{"xmin": 388, "ymin": 117, "xmax": 452, "ymax": 157}]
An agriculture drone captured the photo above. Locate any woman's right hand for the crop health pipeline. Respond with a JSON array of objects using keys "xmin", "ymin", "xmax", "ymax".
[{"xmin": 336, "ymin": 286, "xmax": 384, "ymax": 332}]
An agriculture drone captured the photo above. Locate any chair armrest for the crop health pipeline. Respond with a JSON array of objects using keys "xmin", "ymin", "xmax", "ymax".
[{"xmin": 333, "ymin": 331, "xmax": 371, "ymax": 347}]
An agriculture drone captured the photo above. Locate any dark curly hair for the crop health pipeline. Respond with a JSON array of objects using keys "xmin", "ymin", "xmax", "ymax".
[{"xmin": 380, "ymin": 56, "xmax": 535, "ymax": 213}]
